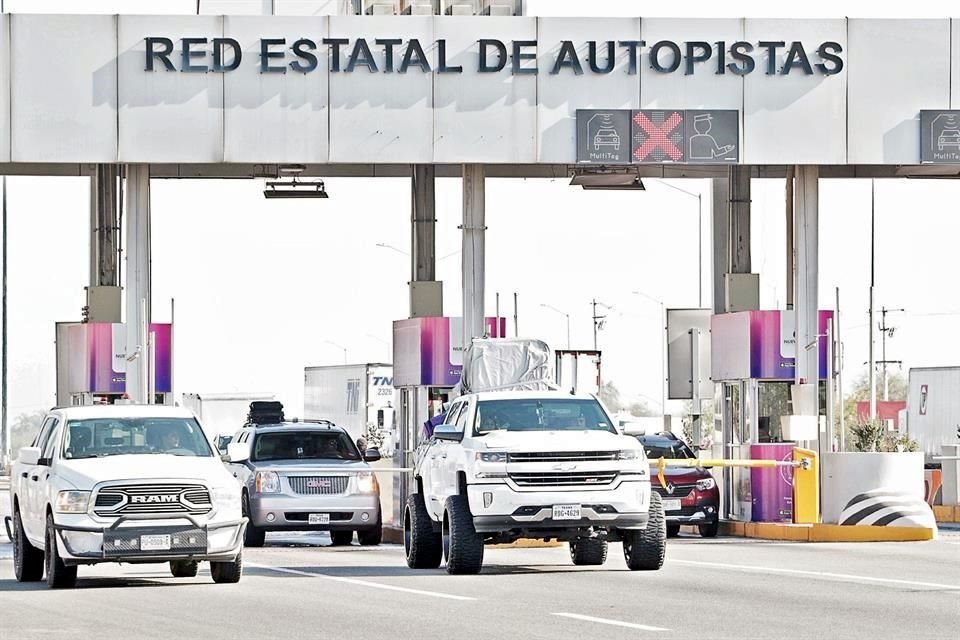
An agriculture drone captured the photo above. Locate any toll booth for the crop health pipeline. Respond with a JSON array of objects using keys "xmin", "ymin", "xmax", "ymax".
[
  {"xmin": 390, "ymin": 316, "xmax": 506, "ymax": 527},
  {"xmin": 55, "ymin": 322, "xmax": 174, "ymax": 407},
  {"xmin": 711, "ymin": 310, "xmax": 833, "ymax": 522}
]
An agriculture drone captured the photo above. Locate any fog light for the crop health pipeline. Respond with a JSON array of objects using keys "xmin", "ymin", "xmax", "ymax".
[
  {"xmin": 114, "ymin": 540, "xmax": 122, "ymax": 547},
  {"xmin": 706, "ymin": 506, "xmax": 716, "ymax": 514},
  {"xmin": 361, "ymin": 512, "xmax": 370, "ymax": 522},
  {"xmin": 188, "ymin": 536, "xmax": 197, "ymax": 544},
  {"xmin": 173, "ymin": 537, "xmax": 181, "ymax": 545},
  {"xmin": 483, "ymin": 492, "xmax": 493, "ymax": 508},
  {"xmin": 266, "ymin": 512, "xmax": 276, "ymax": 523}
]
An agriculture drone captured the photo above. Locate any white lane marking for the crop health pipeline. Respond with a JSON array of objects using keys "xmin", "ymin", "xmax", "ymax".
[
  {"xmin": 552, "ymin": 613, "xmax": 670, "ymax": 632},
  {"xmin": 247, "ymin": 563, "xmax": 476, "ymax": 601},
  {"xmin": 672, "ymin": 559, "xmax": 960, "ymax": 590}
]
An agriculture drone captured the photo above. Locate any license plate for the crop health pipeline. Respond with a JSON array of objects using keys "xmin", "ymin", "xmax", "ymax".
[
  {"xmin": 552, "ymin": 504, "xmax": 582, "ymax": 520},
  {"xmin": 140, "ymin": 534, "xmax": 171, "ymax": 551},
  {"xmin": 662, "ymin": 499, "xmax": 682, "ymax": 512},
  {"xmin": 308, "ymin": 513, "xmax": 330, "ymax": 525}
]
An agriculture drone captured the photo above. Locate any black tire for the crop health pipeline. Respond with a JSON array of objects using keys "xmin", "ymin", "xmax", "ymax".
[
  {"xmin": 210, "ymin": 550, "xmax": 243, "ymax": 584},
  {"xmin": 698, "ymin": 521, "xmax": 719, "ymax": 538},
  {"xmin": 442, "ymin": 495, "xmax": 484, "ymax": 575},
  {"xmin": 45, "ymin": 514, "xmax": 78, "ymax": 589},
  {"xmin": 569, "ymin": 538, "xmax": 608, "ymax": 566},
  {"xmin": 330, "ymin": 531, "xmax": 354, "ymax": 546},
  {"xmin": 666, "ymin": 524, "xmax": 681, "ymax": 538},
  {"xmin": 623, "ymin": 492, "xmax": 666, "ymax": 571},
  {"xmin": 404, "ymin": 492, "xmax": 442, "ymax": 569},
  {"xmin": 242, "ymin": 493, "xmax": 265, "ymax": 548},
  {"xmin": 170, "ymin": 560, "xmax": 199, "ymax": 578},
  {"xmin": 13, "ymin": 508, "xmax": 43, "ymax": 582},
  {"xmin": 357, "ymin": 516, "xmax": 382, "ymax": 546}
]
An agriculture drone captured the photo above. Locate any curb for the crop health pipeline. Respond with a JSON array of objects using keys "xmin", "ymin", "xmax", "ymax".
[
  {"xmin": 717, "ymin": 520, "xmax": 934, "ymax": 542},
  {"xmin": 933, "ymin": 505, "xmax": 960, "ymax": 524}
]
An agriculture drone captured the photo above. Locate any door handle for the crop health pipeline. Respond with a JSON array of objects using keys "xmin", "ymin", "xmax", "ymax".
[
  {"xmin": 30, "ymin": 475, "xmax": 39, "ymax": 482},
  {"xmin": 21, "ymin": 472, "xmax": 27, "ymax": 479}
]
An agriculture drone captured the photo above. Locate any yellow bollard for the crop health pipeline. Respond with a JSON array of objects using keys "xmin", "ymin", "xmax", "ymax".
[{"xmin": 792, "ymin": 448, "xmax": 819, "ymax": 524}]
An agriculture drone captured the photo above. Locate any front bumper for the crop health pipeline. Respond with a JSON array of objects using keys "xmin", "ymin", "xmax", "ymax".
[
  {"xmin": 53, "ymin": 513, "xmax": 246, "ymax": 564},
  {"xmin": 466, "ymin": 480, "xmax": 650, "ymax": 533},
  {"xmin": 249, "ymin": 493, "xmax": 381, "ymax": 531}
]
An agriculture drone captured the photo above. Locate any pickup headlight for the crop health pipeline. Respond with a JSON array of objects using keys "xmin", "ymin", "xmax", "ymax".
[
  {"xmin": 476, "ymin": 451, "xmax": 508, "ymax": 463},
  {"xmin": 211, "ymin": 486, "xmax": 241, "ymax": 511},
  {"xmin": 697, "ymin": 477, "xmax": 716, "ymax": 491},
  {"xmin": 617, "ymin": 449, "xmax": 643, "ymax": 461},
  {"xmin": 56, "ymin": 490, "xmax": 90, "ymax": 513},
  {"xmin": 255, "ymin": 471, "xmax": 280, "ymax": 494},
  {"xmin": 356, "ymin": 472, "xmax": 378, "ymax": 494}
]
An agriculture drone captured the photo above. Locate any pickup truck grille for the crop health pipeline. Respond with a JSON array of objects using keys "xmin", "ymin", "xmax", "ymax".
[
  {"xmin": 509, "ymin": 471, "xmax": 618, "ymax": 487},
  {"xmin": 507, "ymin": 451, "xmax": 619, "ymax": 463},
  {"xmin": 93, "ymin": 484, "xmax": 212, "ymax": 516},
  {"xmin": 288, "ymin": 476, "xmax": 349, "ymax": 496}
]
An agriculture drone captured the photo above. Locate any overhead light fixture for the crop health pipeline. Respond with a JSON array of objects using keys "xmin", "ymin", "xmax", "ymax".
[
  {"xmin": 263, "ymin": 178, "xmax": 329, "ymax": 199},
  {"xmin": 896, "ymin": 165, "xmax": 960, "ymax": 178},
  {"xmin": 569, "ymin": 168, "xmax": 645, "ymax": 190}
]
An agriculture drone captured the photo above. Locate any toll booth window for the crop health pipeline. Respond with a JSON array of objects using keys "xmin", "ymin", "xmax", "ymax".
[
  {"xmin": 474, "ymin": 399, "xmax": 615, "ymax": 435},
  {"xmin": 252, "ymin": 431, "xmax": 360, "ymax": 462}
]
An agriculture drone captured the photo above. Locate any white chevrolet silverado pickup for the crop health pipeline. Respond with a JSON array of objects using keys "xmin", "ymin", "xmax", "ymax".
[
  {"xmin": 5, "ymin": 405, "xmax": 246, "ymax": 588},
  {"xmin": 404, "ymin": 390, "xmax": 666, "ymax": 574}
]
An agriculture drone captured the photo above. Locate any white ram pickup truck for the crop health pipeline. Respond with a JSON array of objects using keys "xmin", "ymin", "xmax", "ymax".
[
  {"xmin": 404, "ymin": 391, "xmax": 666, "ymax": 574},
  {"xmin": 5, "ymin": 405, "xmax": 246, "ymax": 588}
]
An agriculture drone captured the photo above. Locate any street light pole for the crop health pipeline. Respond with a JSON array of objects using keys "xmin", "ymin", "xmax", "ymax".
[
  {"xmin": 323, "ymin": 340, "xmax": 348, "ymax": 364},
  {"xmin": 653, "ymin": 180, "xmax": 704, "ymax": 308},
  {"xmin": 540, "ymin": 304, "xmax": 571, "ymax": 349}
]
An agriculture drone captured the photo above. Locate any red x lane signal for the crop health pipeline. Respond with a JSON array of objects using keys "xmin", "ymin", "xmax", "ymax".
[{"xmin": 633, "ymin": 111, "xmax": 684, "ymax": 162}]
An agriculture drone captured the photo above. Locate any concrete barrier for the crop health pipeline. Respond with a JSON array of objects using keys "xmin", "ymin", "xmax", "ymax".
[{"xmin": 822, "ymin": 452, "xmax": 926, "ymax": 524}]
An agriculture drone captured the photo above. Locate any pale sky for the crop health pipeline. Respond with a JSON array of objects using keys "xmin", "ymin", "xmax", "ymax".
[{"xmin": 3, "ymin": 0, "xmax": 960, "ymax": 420}]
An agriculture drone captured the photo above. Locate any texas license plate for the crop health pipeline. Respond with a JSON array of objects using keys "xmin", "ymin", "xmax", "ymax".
[
  {"xmin": 308, "ymin": 513, "xmax": 330, "ymax": 525},
  {"xmin": 662, "ymin": 499, "xmax": 682, "ymax": 512},
  {"xmin": 140, "ymin": 534, "xmax": 171, "ymax": 551},
  {"xmin": 552, "ymin": 504, "xmax": 582, "ymax": 520}
]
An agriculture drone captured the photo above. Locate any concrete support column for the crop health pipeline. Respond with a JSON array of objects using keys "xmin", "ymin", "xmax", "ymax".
[
  {"xmin": 409, "ymin": 165, "xmax": 442, "ymax": 318},
  {"xmin": 729, "ymin": 165, "xmax": 751, "ymax": 274},
  {"xmin": 794, "ymin": 165, "xmax": 819, "ymax": 388},
  {"xmin": 711, "ymin": 177, "xmax": 730, "ymax": 315},
  {"xmin": 461, "ymin": 164, "xmax": 486, "ymax": 352},
  {"xmin": 124, "ymin": 165, "xmax": 152, "ymax": 404},
  {"xmin": 90, "ymin": 165, "xmax": 120, "ymax": 287}
]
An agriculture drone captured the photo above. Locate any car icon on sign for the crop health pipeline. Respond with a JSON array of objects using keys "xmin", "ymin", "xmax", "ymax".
[{"xmin": 593, "ymin": 128, "xmax": 621, "ymax": 151}]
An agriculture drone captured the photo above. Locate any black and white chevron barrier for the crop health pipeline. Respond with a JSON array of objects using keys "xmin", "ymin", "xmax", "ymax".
[{"xmin": 839, "ymin": 488, "xmax": 937, "ymax": 527}]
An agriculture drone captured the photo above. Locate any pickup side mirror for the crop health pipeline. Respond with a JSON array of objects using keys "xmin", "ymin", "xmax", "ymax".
[
  {"xmin": 18, "ymin": 447, "xmax": 41, "ymax": 466},
  {"xmin": 226, "ymin": 442, "xmax": 249, "ymax": 463},
  {"xmin": 433, "ymin": 425, "xmax": 464, "ymax": 443},
  {"xmin": 363, "ymin": 448, "xmax": 381, "ymax": 462}
]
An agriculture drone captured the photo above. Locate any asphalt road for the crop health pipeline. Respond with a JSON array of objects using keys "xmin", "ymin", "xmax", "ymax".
[{"xmin": 0, "ymin": 525, "xmax": 957, "ymax": 640}]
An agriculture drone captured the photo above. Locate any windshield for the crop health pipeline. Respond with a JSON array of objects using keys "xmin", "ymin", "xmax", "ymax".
[
  {"xmin": 474, "ymin": 398, "xmax": 615, "ymax": 435},
  {"xmin": 252, "ymin": 431, "xmax": 360, "ymax": 462},
  {"xmin": 63, "ymin": 417, "xmax": 213, "ymax": 459},
  {"xmin": 640, "ymin": 439, "xmax": 696, "ymax": 460}
]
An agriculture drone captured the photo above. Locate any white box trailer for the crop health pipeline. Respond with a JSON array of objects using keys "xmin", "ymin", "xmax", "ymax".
[
  {"xmin": 906, "ymin": 367, "xmax": 960, "ymax": 460},
  {"xmin": 304, "ymin": 363, "xmax": 395, "ymax": 451},
  {"xmin": 182, "ymin": 392, "xmax": 276, "ymax": 449}
]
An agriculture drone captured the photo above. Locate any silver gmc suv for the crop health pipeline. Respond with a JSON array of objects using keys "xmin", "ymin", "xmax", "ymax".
[{"xmin": 225, "ymin": 421, "xmax": 383, "ymax": 547}]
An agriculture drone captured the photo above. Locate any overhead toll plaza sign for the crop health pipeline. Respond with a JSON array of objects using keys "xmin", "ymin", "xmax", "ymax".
[
  {"xmin": 143, "ymin": 36, "xmax": 844, "ymax": 77},
  {"xmin": 577, "ymin": 109, "xmax": 739, "ymax": 164}
]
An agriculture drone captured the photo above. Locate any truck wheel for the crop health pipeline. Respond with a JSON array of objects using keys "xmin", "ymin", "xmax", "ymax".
[
  {"xmin": 443, "ymin": 495, "xmax": 484, "ymax": 575},
  {"xmin": 698, "ymin": 521, "xmax": 719, "ymax": 538},
  {"xmin": 13, "ymin": 508, "xmax": 43, "ymax": 582},
  {"xmin": 569, "ymin": 538, "xmax": 608, "ymax": 566},
  {"xmin": 358, "ymin": 516, "xmax": 382, "ymax": 546},
  {"xmin": 623, "ymin": 492, "xmax": 666, "ymax": 571},
  {"xmin": 170, "ymin": 560, "xmax": 199, "ymax": 578},
  {"xmin": 330, "ymin": 531, "xmax": 354, "ymax": 546},
  {"xmin": 242, "ymin": 493, "xmax": 265, "ymax": 548},
  {"xmin": 45, "ymin": 514, "xmax": 77, "ymax": 589},
  {"xmin": 404, "ymin": 493, "xmax": 442, "ymax": 569},
  {"xmin": 210, "ymin": 550, "xmax": 243, "ymax": 584},
  {"xmin": 666, "ymin": 524, "xmax": 681, "ymax": 538}
]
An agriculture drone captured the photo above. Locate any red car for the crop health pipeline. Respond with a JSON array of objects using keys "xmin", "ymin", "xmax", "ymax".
[{"xmin": 635, "ymin": 432, "xmax": 720, "ymax": 538}]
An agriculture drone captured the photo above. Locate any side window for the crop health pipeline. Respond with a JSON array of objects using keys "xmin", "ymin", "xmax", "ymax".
[
  {"xmin": 42, "ymin": 420, "xmax": 62, "ymax": 460},
  {"xmin": 443, "ymin": 403, "xmax": 462, "ymax": 426},
  {"xmin": 33, "ymin": 417, "xmax": 57, "ymax": 450},
  {"xmin": 454, "ymin": 403, "xmax": 470, "ymax": 433}
]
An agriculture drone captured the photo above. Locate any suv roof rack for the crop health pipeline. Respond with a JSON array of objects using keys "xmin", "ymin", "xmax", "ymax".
[{"xmin": 289, "ymin": 418, "xmax": 336, "ymax": 427}]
